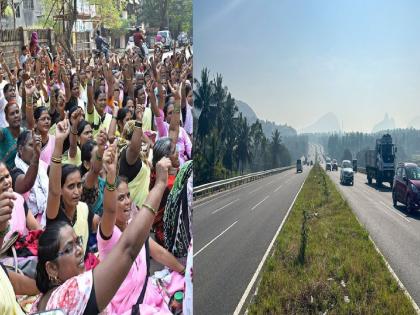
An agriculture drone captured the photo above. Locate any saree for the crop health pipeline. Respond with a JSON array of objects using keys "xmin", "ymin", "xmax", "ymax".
[{"xmin": 163, "ymin": 160, "xmax": 193, "ymax": 258}]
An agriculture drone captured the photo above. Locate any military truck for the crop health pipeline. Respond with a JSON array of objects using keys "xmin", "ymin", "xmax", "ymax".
[{"xmin": 365, "ymin": 134, "xmax": 397, "ymax": 187}]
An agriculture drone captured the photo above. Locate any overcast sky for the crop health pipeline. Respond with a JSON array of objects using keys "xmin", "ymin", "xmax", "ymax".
[{"xmin": 194, "ymin": 0, "xmax": 420, "ymax": 133}]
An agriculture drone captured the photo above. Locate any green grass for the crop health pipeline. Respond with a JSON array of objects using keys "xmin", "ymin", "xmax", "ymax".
[{"xmin": 248, "ymin": 164, "xmax": 416, "ymax": 315}]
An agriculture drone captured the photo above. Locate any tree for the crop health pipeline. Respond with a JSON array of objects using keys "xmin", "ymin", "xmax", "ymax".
[
  {"xmin": 342, "ymin": 148, "xmax": 353, "ymax": 162},
  {"xmin": 194, "ymin": 68, "xmax": 214, "ymax": 142},
  {"xmin": 271, "ymin": 129, "xmax": 282, "ymax": 168}
]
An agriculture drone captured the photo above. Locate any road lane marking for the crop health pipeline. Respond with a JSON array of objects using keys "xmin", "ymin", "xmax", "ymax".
[
  {"xmin": 194, "ymin": 220, "xmax": 238, "ymax": 258},
  {"xmin": 251, "ymin": 195, "xmax": 270, "ymax": 211},
  {"xmin": 249, "ymin": 186, "xmax": 263, "ymax": 194},
  {"xmin": 265, "ymin": 180, "xmax": 275, "ymax": 186},
  {"xmin": 234, "ymin": 177, "xmax": 307, "ymax": 315},
  {"xmin": 195, "ymin": 171, "xmax": 293, "ymax": 209},
  {"xmin": 274, "ymin": 184, "xmax": 283, "ymax": 192},
  {"xmin": 212, "ymin": 199, "xmax": 240, "ymax": 214},
  {"xmin": 378, "ymin": 200, "xmax": 411, "ymax": 222}
]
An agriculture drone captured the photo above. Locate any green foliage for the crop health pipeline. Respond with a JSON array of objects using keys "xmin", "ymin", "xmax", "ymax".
[
  {"xmin": 321, "ymin": 129, "xmax": 420, "ymax": 165},
  {"xmin": 194, "ymin": 68, "xmax": 293, "ymax": 185},
  {"xmin": 249, "ymin": 165, "xmax": 416, "ymax": 314},
  {"xmin": 140, "ymin": 0, "xmax": 192, "ymax": 35}
]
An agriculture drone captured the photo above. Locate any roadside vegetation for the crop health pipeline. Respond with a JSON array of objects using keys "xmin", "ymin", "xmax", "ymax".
[
  {"xmin": 194, "ymin": 68, "xmax": 308, "ymax": 185},
  {"xmin": 248, "ymin": 164, "xmax": 416, "ymax": 314}
]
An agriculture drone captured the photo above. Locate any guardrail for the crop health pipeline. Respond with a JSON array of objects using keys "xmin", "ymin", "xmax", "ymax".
[{"xmin": 194, "ymin": 165, "xmax": 295, "ymax": 200}]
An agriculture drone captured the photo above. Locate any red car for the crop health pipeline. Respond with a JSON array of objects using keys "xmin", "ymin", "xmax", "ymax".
[{"xmin": 392, "ymin": 162, "xmax": 420, "ymax": 212}]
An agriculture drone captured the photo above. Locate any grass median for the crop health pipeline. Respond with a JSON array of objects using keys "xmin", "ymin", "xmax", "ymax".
[{"xmin": 248, "ymin": 164, "xmax": 416, "ymax": 315}]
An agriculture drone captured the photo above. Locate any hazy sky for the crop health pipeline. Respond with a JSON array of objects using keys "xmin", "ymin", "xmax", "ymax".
[{"xmin": 194, "ymin": 0, "xmax": 420, "ymax": 133}]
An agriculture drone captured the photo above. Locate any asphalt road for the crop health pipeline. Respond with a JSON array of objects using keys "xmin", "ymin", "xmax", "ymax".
[
  {"xmin": 327, "ymin": 169, "xmax": 420, "ymax": 307},
  {"xmin": 194, "ymin": 166, "xmax": 310, "ymax": 314}
]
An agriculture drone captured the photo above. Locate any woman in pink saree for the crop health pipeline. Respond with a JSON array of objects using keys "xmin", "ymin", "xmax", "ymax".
[{"xmin": 97, "ymin": 142, "xmax": 185, "ymax": 315}]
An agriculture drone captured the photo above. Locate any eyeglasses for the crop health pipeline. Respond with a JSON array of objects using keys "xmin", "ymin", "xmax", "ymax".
[{"xmin": 55, "ymin": 236, "xmax": 83, "ymax": 259}]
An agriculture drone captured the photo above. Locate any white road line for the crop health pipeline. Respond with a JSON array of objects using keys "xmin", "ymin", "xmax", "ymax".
[
  {"xmin": 212, "ymin": 199, "xmax": 240, "ymax": 214},
  {"xmin": 249, "ymin": 186, "xmax": 263, "ymax": 194},
  {"xmin": 194, "ymin": 220, "xmax": 238, "ymax": 258},
  {"xmin": 378, "ymin": 200, "xmax": 411, "ymax": 222},
  {"xmin": 234, "ymin": 178, "xmax": 307, "ymax": 315},
  {"xmin": 265, "ymin": 180, "xmax": 275, "ymax": 186},
  {"xmin": 274, "ymin": 185, "xmax": 283, "ymax": 192},
  {"xmin": 251, "ymin": 195, "xmax": 270, "ymax": 211}
]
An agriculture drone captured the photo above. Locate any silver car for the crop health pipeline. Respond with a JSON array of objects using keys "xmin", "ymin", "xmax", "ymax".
[{"xmin": 340, "ymin": 160, "xmax": 354, "ymax": 186}]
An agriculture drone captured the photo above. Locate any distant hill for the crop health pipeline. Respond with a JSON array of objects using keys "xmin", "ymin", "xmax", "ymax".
[
  {"xmin": 301, "ymin": 112, "xmax": 341, "ymax": 134},
  {"xmin": 372, "ymin": 113, "xmax": 396, "ymax": 133},
  {"xmin": 235, "ymin": 100, "xmax": 297, "ymax": 138},
  {"xmin": 408, "ymin": 116, "xmax": 420, "ymax": 129}
]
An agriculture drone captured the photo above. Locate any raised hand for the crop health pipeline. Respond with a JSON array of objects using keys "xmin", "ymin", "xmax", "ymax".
[
  {"xmin": 155, "ymin": 157, "xmax": 172, "ymax": 187},
  {"xmin": 55, "ymin": 114, "xmax": 70, "ymax": 142},
  {"xmin": 32, "ymin": 130, "xmax": 42, "ymax": 158},
  {"xmin": 70, "ymin": 108, "xmax": 83, "ymax": 133},
  {"xmin": 135, "ymin": 104, "xmax": 144, "ymax": 121},
  {"xmin": 24, "ymin": 78, "xmax": 37, "ymax": 97},
  {"xmin": 102, "ymin": 141, "xmax": 118, "ymax": 176},
  {"xmin": 0, "ymin": 191, "xmax": 16, "ymax": 232}
]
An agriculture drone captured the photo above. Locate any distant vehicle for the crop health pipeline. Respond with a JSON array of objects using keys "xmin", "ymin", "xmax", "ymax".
[
  {"xmin": 156, "ymin": 30, "xmax": 173, "ymax": 50},
  {"xmin": 326, "ymin": 158, "xmax": 332, "ymax": 171},
  {"xmin": 366, "ymin": 134, "xmax": 397, "ymax": 187},
  {"xmin": 177, "ymin": 32, "xmax": 189, "ymax": 46},
  {"xmin": 332, "ymin": 159, "xmax": 338, "ymax": 171},
  {"xmin": 296, "ymin": 159, "xmax": 303, "ymax": 173},
  {"xmin": 352, "ymin": 159, "xmax": 357, "ymax": 172},
  {"xmin": 340, "ymin": 160, "xmax": 354, "ymax": 185},
  {"xmin": 392, "ymin": 163, "xmax": 420, "ymax": 212},
  {"xmin": 310, "ymin": 161, "xmax": 313, "ymax": 166}
]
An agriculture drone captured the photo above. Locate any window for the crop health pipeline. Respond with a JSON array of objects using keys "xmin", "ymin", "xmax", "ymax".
[
  {"xmin": 15, "ymin": 5, "xmax": 20, "ymax": 18},
  {"xmin": 402, "ymin": 168, "xmax": 406, "ymax": 179},
  {"xmin": 396, "ymin": 167, "xmax": 402, "ymax": 178},
  {"xmin": 24, "ymin": 0, "xmax": 34, "ymax": 10}
]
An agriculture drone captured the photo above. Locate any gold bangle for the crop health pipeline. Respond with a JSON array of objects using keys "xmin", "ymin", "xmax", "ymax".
[
  {"xmin": 51, "ymin": 156, "xmax": 62, "ymax": 164},
  {"xmin": 142, "ymin": 203, "xmax": 157, "ymax": 215}
]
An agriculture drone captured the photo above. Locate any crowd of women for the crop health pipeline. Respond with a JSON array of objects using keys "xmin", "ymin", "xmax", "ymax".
[{"xmin": 0, "ymin": 32, "xmax": 193, "ymax": 315}]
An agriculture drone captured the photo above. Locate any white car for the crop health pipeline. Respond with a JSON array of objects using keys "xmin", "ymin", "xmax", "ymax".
[
  {"xmin": 340, "ymin": 160, "xmax": 354, "ymax": 186},
  {"xmin": 156, "ymin": 30, "xmax": 173, "ymax": 50}
]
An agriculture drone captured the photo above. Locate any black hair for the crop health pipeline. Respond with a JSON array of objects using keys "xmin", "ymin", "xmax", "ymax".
[
  {"xmin": 96, "ymin": 30, "xmax": 100, "ymax": 36},
  {"xmin": 4, "ymin": 101, "xmax": 18, "ymax": 118},
  {"xmin": 123, "ymin": 95, "xmax": 134, "ymax": 108},
  {"xmin": 152, "ymin": 137, "xmax": 172, "ymax": 167},
  {"xmin": 80, "ymin": 140, "xmax": 97, "ymax": 177},
  {"xmin": 17, "ymin": 129, "xmax": 31, "ymax": 150},
  {"xmin": 34, "ymin": 106, "xmax": 49, "ymax": 121},
  {"xmin": 134, "ymin": 86, "xmax": 145, "ymax": 99},
  {"xmin": 116, "ymin": 175, "xmax": 128, "ymax": 190},
  {"xmin": 61, "ymin": 164, "xmax": 80, "ymax": 187},
  {"xmin": 163, "ymin": 102, "xmax": 174, "ymax": 118},
  {"xmin": 36, "ymin": 221, "xmax": 69, "ymax": 293},
  {"xmin": 3, "ymin": 83, "xmax": 11, "ymax": 95},
  {"xmin": 185, "ymin": 84, "xmax": 192, "ymax": 96},
  {"xmin": 65, "ymin": 97, "xmax": 78, "ymax": 112},
  {"xmin": 94, "ymin": 89, "xmax": 105, "ymax": 101},
  {"xmin": 77, "ymin": 120, "xmax": 90, "ymax": 137},
  {"xmin": 117, "ymin": 107, "xmax": 130, "ymax": 122},
  {"xmin": 22, "ymin": 45, "xmax": 27, "ymax": 52}
]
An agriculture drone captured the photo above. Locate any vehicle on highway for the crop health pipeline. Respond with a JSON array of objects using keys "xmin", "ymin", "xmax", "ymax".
[
  {"xmin": 177, "ymin": 32, "xmax": 189, "ymax": 46},
  {"xmin": 352, "ymin": 159, "xmax": 357, "ymax": 172},
  {"xmin": 332, "ymin": 159, "xmax": 338, "ymax": 171},
  {"xmin": 366, "ymin": 134, "xmax": 397, "ymax": 187},
  {"xmin": 310, "ymin": 160, "xmax": 313, "ymax": 166},
  {"xmin": 392, "ymin": 162, "xmax": 420, "ymax": 212},
  {"xmin": 340, "ymin": 160, "xmax": 354, "ymax": 185},
  {"xmin": 156, "ymin": 30, "xmax": 173, "ymax": 50},
  {"xmin": 326, "ymin": 158, "xmax": 332, "ymax": 171},
  {"xmin": 296, "ymin": 159, "xmax": 303, "ymax": 173}
]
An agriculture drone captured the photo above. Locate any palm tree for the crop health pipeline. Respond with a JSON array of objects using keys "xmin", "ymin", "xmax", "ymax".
[
  {"xmin": 194, "ymin": 68, "xmax": 215, "ymax": 142},
  {"xmin": 235, "ymin": 114, "xmax": 252, "ymax": 174}
]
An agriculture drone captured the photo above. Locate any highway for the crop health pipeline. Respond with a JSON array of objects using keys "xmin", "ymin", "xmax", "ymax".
[
  {"xmin": 327, "ymin": 169, "xmax": 420, "ymax": 307},
  {"xmin": 194, "ymin": 166, "xmax": 310, "ymax": 314}
]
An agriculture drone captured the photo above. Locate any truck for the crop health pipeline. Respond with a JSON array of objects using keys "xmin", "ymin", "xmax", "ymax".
[{"xmin": 365, "ymin": 134, "xmax": 397, "ymax": 187}]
